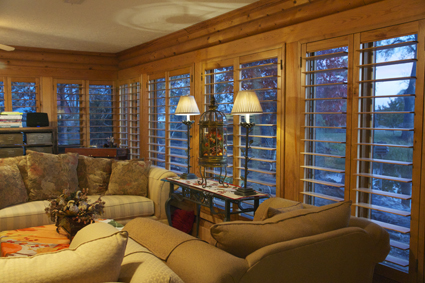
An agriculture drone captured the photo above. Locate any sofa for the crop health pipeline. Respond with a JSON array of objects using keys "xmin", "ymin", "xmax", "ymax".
[
  {"xmin": 122, "ymin": 197, "xmax": 391, "ymax": 283},
  {"xmin": 0, "ymin": 197, "xmax": 390, "ymax": 283},
  {"xmin": 0, "ymin": 150, "xmax": 176, "ymax": 232}
]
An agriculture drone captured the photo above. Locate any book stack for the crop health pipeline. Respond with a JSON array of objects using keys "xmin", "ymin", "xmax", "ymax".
[{"xmin": 0, "ymin": 112, "xmax": 23, "ymax": 128}]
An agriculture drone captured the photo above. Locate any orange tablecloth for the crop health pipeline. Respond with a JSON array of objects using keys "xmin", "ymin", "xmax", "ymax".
[{"xmin": 0, "ymin": 224, "xmax": 70, "ymax": 257}]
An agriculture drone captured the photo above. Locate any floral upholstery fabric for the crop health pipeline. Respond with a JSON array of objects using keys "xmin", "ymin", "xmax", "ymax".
[
  {"xmin": 0, "ymin": 165, "xmax": 28, "ymax": 210},
  {"xmin": 0, "ymin": 156, "xmax": 29, "ymax": 194},
  {"xmin": 77, "ymin": 155, "xmax": 112, "ymax": 194},
  {"xmin": 26, "ymin": 151, "xmax": 79, "ymax": 201},
  {"xmin": 106, "ymin": 160, "xmax": 150, "ymax": 197}
]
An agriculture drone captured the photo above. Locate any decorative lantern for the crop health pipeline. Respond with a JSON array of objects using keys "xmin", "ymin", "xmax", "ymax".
[{"xmin": 198, "ymin": 95, "xmax": 228, "ymax": 187}]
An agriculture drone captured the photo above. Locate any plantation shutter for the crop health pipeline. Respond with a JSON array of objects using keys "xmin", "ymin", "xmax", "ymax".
[
  {"xmin": 148, "ymin": 74, "xmax": 167, "ymax": 168},
  {"xmin": 203, "ymin": 58, "xmax": 235, "ymax": 181},
  {"xmin": 353, "ymin": 30, "xmax": 420, "ymax": 273},
  {"xmin": 236, "ymin": 51, "xmax": 279, "ymax": 196},
  {"xmin": 56, "ymin": 81, "xmax": 84, "ymax": 146},
  {"xmin": 168, "ymin": 69, "xmax": 191, "ymax": 174},
  {"xmin": 128, "ymin": 82, "xmax": 140, "ymax": 159},
  {"xmin": 301, "ymin": 37, "xmax": 350, "ymax": 205},
  {"xmin": 88, "ymin": 82, "xmax": 115, "ymax": 147},
  {"xmin": 148, "ymin": 67, "xmax": 192, "ymax": 172},
  {"xmin": 118, "ymin": 83, "xmax": 128, "ymax": 148}
]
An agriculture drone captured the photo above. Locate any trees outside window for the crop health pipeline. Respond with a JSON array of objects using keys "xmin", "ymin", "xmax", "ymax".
[
  {"xmin": 0, "ymin": 81, "xmax": 4, "ymax": 113},
  {"xmin": 57, "ymin": 83, "xmax": 82, "ymax": 146},
  {"xmin": 89, "ymin": 84, "xmax": 114, "ymax": 147}
]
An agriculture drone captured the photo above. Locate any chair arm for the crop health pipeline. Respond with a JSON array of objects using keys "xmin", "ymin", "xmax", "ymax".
[
  {"xmin": 348, "ymin": 216, "xmax": 390, "ymax": 262},
  {"xmin": 147, "ymin": 166, "xmax": 177, "ymax": 221},
  {"xmin": 124, "ymin": 218, "xmax": 248, "ymax": 283},
  {"xmin": 243, "ymin": 227, "xmax": 379, "ymax": 283}
]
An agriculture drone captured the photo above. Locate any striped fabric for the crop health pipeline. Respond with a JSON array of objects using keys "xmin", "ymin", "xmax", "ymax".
[
  {"xmin": 0, "ymin": 200, "xmax": 53, "ymax": 232},
  {"xmin": 0, "ymin": 164, "xmax": 176, "ymax": 232},
  {"xmin": 89, "ymin": 195, "xmax": 154, "ymax": 222}
]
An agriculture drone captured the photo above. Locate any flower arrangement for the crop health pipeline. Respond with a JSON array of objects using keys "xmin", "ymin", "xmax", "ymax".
[
  {"xmin": 45, "ymin": 189, "xmax": 105, "ymax": 238},
  {"xmin": 201, "ymin": 129, "xmax": 226, "ymax": 157}
]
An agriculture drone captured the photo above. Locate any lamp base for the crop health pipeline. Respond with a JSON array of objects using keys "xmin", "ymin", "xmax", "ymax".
[
  {"xmin": 180, "ymin": 173, "xmax": 198, "ymax": 180},
  {"xmin": 234, "ymin": 187, "xmax": 257, "ymax": 196}
]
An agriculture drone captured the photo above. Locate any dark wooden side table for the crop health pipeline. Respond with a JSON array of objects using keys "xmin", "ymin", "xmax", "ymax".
[
  {"xmin": 64, "ymin": 148, "xmax": 129, "ymax": 160},
  {"xmin": 162, "ymin": 177, "xmax": 269, "ymax": 237}
]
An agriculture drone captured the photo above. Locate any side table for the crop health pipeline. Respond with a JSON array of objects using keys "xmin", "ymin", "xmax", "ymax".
[{"xmin": 163, "ymin": 177, "xmax": 269, "ymax": 237}]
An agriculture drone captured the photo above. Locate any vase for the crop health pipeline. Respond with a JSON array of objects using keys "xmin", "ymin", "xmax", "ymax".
[{"xmin": 56, "ymin": 216, "xmax": 93, "ymax": 239}]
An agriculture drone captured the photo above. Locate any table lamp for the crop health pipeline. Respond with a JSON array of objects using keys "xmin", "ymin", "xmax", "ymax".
[
  {"xmin": 175, "ymin": 95, "xmax": 200, "ymax": 179},
  {"xmin": 231, "ymin": 90, "xmax": 263, "ymax": 196}
]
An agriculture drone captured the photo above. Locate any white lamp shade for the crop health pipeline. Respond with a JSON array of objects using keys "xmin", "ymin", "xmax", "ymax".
[
  {"xmin": 231, "ymin": 91, "xmax": 263, "ymax": 115},
  {"xmin": 175, "ymin": 95, "xmax": 200, "ymax": 116}
]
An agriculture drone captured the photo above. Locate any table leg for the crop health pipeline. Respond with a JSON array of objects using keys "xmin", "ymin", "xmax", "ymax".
[
  {"xmin": 254, "ymin": 198, "xmax": 260, "ymax": 212},
  {"xmin": 165, "ymin": 183, "xmax": 175, "ymax": 226},
  {"xmin": 224, "ymin": 200, "xmax": 231, "ymax": 222},
  {"xmin": 195, "ymin": 204, "xmax": 201, "ymax": 237}
]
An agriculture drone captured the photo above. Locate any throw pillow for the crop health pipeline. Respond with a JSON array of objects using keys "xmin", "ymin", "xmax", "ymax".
[
  {"xmin": 210, "ymin": 200, "xmax": 352, "ymax": 258},
  {"xmin": 265, "ymin": 202, "xmax": 304, "ymax": 220},
  {"xmin": 0, "ymin": 231, "xmax": 128, "ymax": 283},
  {"xmin": 0, "ymin": 155, "xmax": 29, "ymax": 193},
  {"xmin": 0, "ymin": 165, "xmax": 28, "ymax": 209},
  {"xmin": 106, "ymin": 160, "xmax": 150, "ymax": 196},
  {"xmin": 26, "ymin": 150, "xmax": 79, "ymax": 201},
  {"xmin": 77, "ymin": 155, "xmax": 112, "ymax": 194}
]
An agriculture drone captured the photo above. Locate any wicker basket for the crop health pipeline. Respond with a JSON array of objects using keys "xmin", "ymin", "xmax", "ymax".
[{"xmin": 55, "ymin": 216, "xmax": 93, "ymax": 239}]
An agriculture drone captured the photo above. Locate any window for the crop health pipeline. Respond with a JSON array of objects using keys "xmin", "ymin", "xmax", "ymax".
[
  {"xmin": 11, "ymin": 79, "xmax": 39, "ymax": 113},
  {"xmin": 0, "ymin": 80, "xmax": 4, "ymax": 113},
  {"xmin": 118, "ymin": 82, "xmax": 140, "ymax": 159},
  {"xmin": 147, "ymin": 68, "xmax": 192, "ymax": 173},
  {"xmin": 302, "ymin": 42, "xmax": 349, "ymax": 206},
  {"xmin": 56, "ymin": 82, "xmax": 83, "ymax": 146},
  {"xmin": 89, "ymin": 83, "xmax": 114, "ymax": 147},
  {"xmin": 203, "ymin": 60, "xmax": 234, "ymax": 182},
  {"xmin": 355, "ymin": 34, "xmax": 418, "ymax": 273},
  {"xmin": 148, "ymin": 75, "xmax": 166, "ymax": 167},
  {"xmin": 237, "ymin": 56, "xmax": 278, "ymax": 196}
]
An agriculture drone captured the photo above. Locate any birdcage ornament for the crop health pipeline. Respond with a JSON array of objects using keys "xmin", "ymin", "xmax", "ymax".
[{"xmin": 198, "ymin": 95, "xmax": 228, "ymax": 188}]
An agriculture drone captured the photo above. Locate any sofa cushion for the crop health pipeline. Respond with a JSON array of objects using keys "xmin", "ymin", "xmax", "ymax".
[
  {"xmin": 106, "ymin": 160, "xmax": 150, "ymax": 196},
  {"xmin": 0, "ymin": 156, "xmax": 29, "ymax": 193},
  {"xmin": 87, "ymin": 195, "xmax": 154, "ymax": 221},
  {"xmin": 253, "ymin": 197, "xmax": 303, "ymax": 221},
  {"xmin": 77, "ymin": 155, "xmax": 112, "ymax": 194},
  {"xmin": 265, "ymin": 202, "xmax": 304, "ymax": 220},
  {"xmin": 0, "ymin": 230, "xmax": 128, "ymax": 283},
  {"xmin": 211, "ymin": 200, "xmax": 352, "ymax": 258},
  {"xmin": 0, "ymin": 165, "xmax": 28, "ymax": 209},
  {"xmin": 26, "ymin": 151, "xmax": 79, "ymax": 201}
]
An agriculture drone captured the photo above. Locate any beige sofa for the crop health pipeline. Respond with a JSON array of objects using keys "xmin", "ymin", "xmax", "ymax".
[
  {"xmin": 123, "ymin": 198, "xmax": 391, "ymax": 283},
  {"xmin": 0, "ymin": 152, "xmax": 176, "ymax": 232}
]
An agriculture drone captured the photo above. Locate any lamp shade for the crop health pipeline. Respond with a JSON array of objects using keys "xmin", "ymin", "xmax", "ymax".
[
  {"xmin": 231, "ymin": 91, "xmax": 263, "ymax": 115},
  {"xmin": 175, "ymin": 95, "xmax": 200, "ymax": 116}
]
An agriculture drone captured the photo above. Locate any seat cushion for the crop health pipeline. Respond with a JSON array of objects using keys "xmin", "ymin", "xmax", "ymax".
[
  {"xmin": 0, "ymin": 230, "xmax": 128, "ymax": 283},
  {"xmin": 88, "ymin": 195, "xmax": 154, "ymax": 221},
  {"xmin": 0, "ymin": 200, "xmax": 52, "ymax": 231},
  {"xmin": 211, "ymin": 200, "xmax": 352, "ymax": 258}
]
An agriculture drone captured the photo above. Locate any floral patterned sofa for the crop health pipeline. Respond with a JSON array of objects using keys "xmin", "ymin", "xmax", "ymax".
[{"xmin": 0, "ymin": 150, "xmax": 176, "ymax": 232}]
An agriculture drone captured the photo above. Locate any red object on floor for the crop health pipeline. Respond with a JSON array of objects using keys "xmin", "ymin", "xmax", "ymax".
[{"xmin": 172, "ymin": 209, "xmax": 195, "ymax": 234}]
